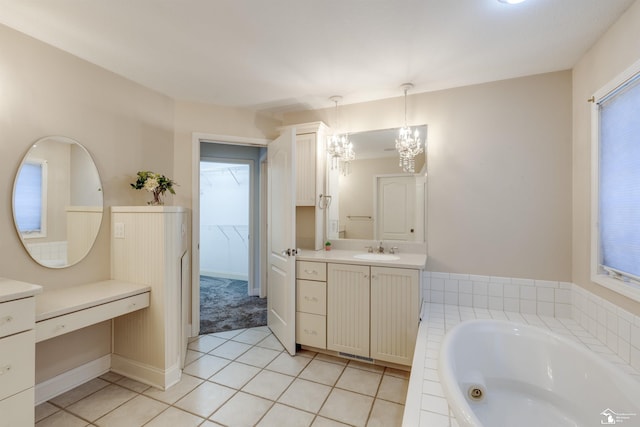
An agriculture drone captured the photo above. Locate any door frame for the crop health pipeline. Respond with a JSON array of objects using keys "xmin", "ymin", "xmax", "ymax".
[{"xmin": 191, "ymin": 132, "xmax": 269, "ymax": 337}]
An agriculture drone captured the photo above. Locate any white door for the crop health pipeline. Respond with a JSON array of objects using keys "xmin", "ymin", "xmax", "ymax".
[
  {"xmin": 267, "ymin": 128, "xmax": 297, "ymax": 355},
  {"xmin": 376, "ymin": 175, "xmax": 416, "ymax": 241}
]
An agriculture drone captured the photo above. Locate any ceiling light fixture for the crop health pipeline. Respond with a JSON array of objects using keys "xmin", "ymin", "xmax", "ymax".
[
  {"xmin": 497, "ymin": 0, "xmax": 527, "ymax": 4},
  {"xmin": 327, "ymin": 96, "xmax": 354, "ymax": 176},
  {"xmin": 395, "ymin": 83, "xmax": 423, "ymax": 173}
]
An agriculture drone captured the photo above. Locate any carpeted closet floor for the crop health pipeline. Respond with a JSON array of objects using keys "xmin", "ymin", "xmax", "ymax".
[{"xmin": 199, "ymin": 276, "xmax": 267, "ymax": 334}]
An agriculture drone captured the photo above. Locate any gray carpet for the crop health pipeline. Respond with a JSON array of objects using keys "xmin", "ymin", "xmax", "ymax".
[{"xmin": 199, "ymin": 275, "xmax": 267, "ymax": 334}]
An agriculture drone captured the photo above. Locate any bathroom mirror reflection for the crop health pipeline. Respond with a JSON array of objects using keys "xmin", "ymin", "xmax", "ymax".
[
  {"xmin": 12, "ymin": 136, "xmax": 103, "ymax": 268},
  {"xmin": 326, "ymin": 126, "xmax": 427, "ymax": 242}
]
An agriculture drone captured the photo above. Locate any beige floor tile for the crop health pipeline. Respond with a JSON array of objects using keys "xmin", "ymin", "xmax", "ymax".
[
  {"xmin": 319, "ymin": 388, "xmax": 374, "ymax": 427},
  {"xmin": 143, "ymin": 374, "xmax": 203, "ymax": 404},
  {"xmin": 376, "ymin": 375, "xmax": 409, "ymax": 404},
  {"xmin": 94, "ymin": 394, "xmax": 167, "ymax": 426},
  {"xmin": 209, "ymin": 328, "xmax": 246, "ymax": 339},
  {"xmin": 35, "ymin": 410, "xmax": 88, "ymax": 427},
  {"xmin": 299, "ymin": 359, "xmax": 345, "ymax": 386},
  {"xmin": 384, "ymin": 367, "xmax": 411, "ymax": 379},
  {"xmin": 145, "ymin": 407, "xmax": 204, "ymax": 427},
  {"xmin": 174, "ymin": 381, "xmax": 236, "ymax": 418},
  {"xmin": 313, "ymin": 353, "xmax": 348, "ymax": 366},
  {"xmin": 99, "ymin": 371, "xmax": 124, "ymax": 383},
  {"xmin": 277, "ymin": 378, "xmax": 331, "ymax": 413},
  {"xmin": 35, "ymin": 402, "xmax": 59, "ymax": 422},
  {"xmin": 66, "ymin": 384, "xmax": 136, "ymax": 422},
  {"xmin": 209, "ymin": 392, "xmax": 273, "ymax": 427},
  {"xmin": 209, "ymin": 361, "xmax": 261, "ymax": 389},
  {"xmin": 200, "ymin": 420, "xmax": 226, "ymax": 426},
  {"xmin": 242, "ymin": 369, "xmax": 294, "ymax": 401},
  {"xmin": 257, "ymin": 403, "xmax": 314, "ymax": 427},
  {"xmin": 311, "ymin": 417, "xmax": 350, "ymax": 427},
  {"xmin": 187, "ymin": 335, "xmax": 227, "ymax": 353},
  {"xmin": 209, "ymin": 340, "xmax": 252, "ymax": 360},
  {"xmin": 335, "ymin": 367, "xmax": 382, "ymax": 396},
  {"xmin": 232, "ymin": 328, "xmax": 271, "ymax": 345},
  {"xmin": 347, "ymin": 360, "xmax": 385, "ymax": 374},
  {"xmin": 255, "ymin": 334, "xmax": 285, "ymax": 351},
  {"xmin": 266, "ymin": 352, "xmax": 312, "ymax": 376},
  {"xmin": 116, "ymin": 376, "xmax": 150, "ymax": 393},
  {"xmin": 236, "ymin": 346, "xmax": 281, "ymax": 368},
  {"xmin": 367, "ymin": 399, "xmax": 404, "ymax": 427},
  {"xmin": 296, "ymin": 349, "xmax": 318, "ymax": 358},
  {"xmin": 185, "ymin": 349, "xmax": 204, "ymax": 365},
  {"xmin": 183, "ymin": 353, "xmax": 230, "ymax": 379},
  {"xmin": 49, "ymin": 377, "xmax": 110, "ymax": 407}
]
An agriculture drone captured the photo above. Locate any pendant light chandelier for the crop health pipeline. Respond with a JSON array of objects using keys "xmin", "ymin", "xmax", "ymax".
[
  {"xmin": 327, "ymin": 96, "xmax": 355, "ymax": 176},
  {"xmin": 395, "ymin": 83, "xmax": 423, "ymax": 173}
]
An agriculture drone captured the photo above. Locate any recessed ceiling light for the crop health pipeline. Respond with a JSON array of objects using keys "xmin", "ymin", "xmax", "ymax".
[{"xmin": 498, "ymin": 0, "xmax": 527, "ymax": 4}]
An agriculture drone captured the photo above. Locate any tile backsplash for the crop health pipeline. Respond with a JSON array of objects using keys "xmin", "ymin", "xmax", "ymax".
[{"xmin": 422, "ymin": 271, "xmax": 640, "ymax": 374}]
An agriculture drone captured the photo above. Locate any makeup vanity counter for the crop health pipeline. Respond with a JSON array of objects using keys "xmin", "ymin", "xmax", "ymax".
[
  {"xmin": 295, "ymin": 249, "xmax": 426, "ymax": 367},
  {"xmin": 0, "ymin": 277, "xmax": 42, "ymax": 427}
]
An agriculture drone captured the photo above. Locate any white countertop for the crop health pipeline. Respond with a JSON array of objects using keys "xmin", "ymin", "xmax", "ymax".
[
  {"xmin": 36, "ymin": 279, "xmax": 151, "ymax": 322},
  {"xmin": 296, "ymin": 249, "xmax": 427, "ymax": 269},
  {"xmin": 0, "ymin": 277, "xmax": 43, "ymax": 303}
]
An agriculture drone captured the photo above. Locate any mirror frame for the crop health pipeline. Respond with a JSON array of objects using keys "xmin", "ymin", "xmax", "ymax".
[{"xmin": 12, "ymin": 136, "xmax": 104, "ymax": 268}]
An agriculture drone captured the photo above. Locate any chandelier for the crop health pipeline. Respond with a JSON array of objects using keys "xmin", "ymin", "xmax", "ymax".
[
  {"xmin": 327, "ymin": 96, "xmax": 355, "ymax": 176},
  {"xmin": 395, "ymin": 83, "xmax": 423, "ymax": 173}
]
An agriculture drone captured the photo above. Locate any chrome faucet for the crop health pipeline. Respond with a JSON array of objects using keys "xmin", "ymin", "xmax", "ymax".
[{"xmin": 377, "ymin": 241, "xmax": 384, "ymax": 253}]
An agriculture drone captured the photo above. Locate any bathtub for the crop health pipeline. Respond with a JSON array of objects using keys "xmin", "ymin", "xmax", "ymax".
[{"xmin": 439, "ymin": 319, "xmax": 640, "ymax": 427}]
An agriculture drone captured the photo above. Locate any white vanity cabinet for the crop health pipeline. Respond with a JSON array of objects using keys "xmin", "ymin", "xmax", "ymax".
[
  {"xmin": 299, "ymin": 261, "xmax": 420, "ymax": 366},
  {"xmin": 0, "ymin": 279, "xmax": 42, "ymax": 427},
  {"xmin": 295, "ymin": 261, "xmax": 327, "ymax": 349}
]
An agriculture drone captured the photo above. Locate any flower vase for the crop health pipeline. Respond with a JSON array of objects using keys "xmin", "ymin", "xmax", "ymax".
[{"xmin": 149, "ymin": 190, "xmax": 164, "ymax": 206}]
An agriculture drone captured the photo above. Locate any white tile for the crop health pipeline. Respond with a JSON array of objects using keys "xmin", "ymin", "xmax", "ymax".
[
  {"xmin": 232, "ymin": 328, "xmax": 272, "ymax": 345},
  {"xmin": 472, "ymin": 282, "xmax": 488, "ymax": 295},
  {"xmin": 520, "ymin": 299, "xmax": 537, "ymax": 314},
  {"xmin": 35, "ymin": 403, "xmax": 59, "ymax": 423},
  {"xmin": 116, "ymin": 377, "xmax": 150, "ymax": 393},
  {"xmin": 335, "ymin": 366, "xmax": 381, "ymax": 396},
  {"xmin": 367, "ymin": 399, "xmax": 404, "ymax": 427},
  {"xmin": 472, "ymin": 294, "xmax": 488, "ymax": 309},
  {"xmin": 256, "ymin": 334, "xmax": 285, "ymax": 351},
  {"xmin": 143, "ymin": 374, "xmax": 203, "ymax": 404},
  {"xmin": 242, "ymin": 369, "xmax": 295, "ymax": 401},
  {"xmin": 488, "ymin": 296, "xmax": 503, "ymax": 311},
  {"xmin": 445, "ymin": 291, "xmax": 458, "ymax": 305},
  {"xmin": 187, "ymin": 335, "xmax": 227, "ymax": 353},
  {"xmin": 555, "ymin": 288, "xmax": 571, "ymax": 304},
  {"xmin": 311, "ymin": 417, "xmax": 350, "ymax": 427},
  {"xmin": 444, "ymin": 279, "xmax": 459, "ymax": 292},
  {"xmin": 94, "ymin": 395, "xmax": 167, "ymax": 427},
  {"xmin": 299, "ymin": 359, "xmax": 345, "ymax": 386},
  {"xmin": 431, "ymin": 278, "xmax": 445, "ymax": 291},
  {"xmin": 49, "ymin": 378, "xmax": 110, "ymax": 407},
  {"xmin": 36, "ymin": 410, "xmax": 88, "ymax": 427},
  {"xmin": 537, "ymin": 301, "xmax": 554, "ymax": 317},
  {"xmin": 209, "ymin": 361, "xmax": 261, "ymax": 389},
  {"xmin": 266, "ymin": 353, "xmax": 312, "ymax": 376},
  {"xmin": 511, "ymin": 277, "xmax": 534, "ymax": 286},
  {"xmin": 458, "ymin": 280, "xmax": 473, "ymax": 293},
  {"xmin": 469, "ymin": 274, "xmax": 490, "ymax": 282},
  {"xmin": 555, "ymin": 303, "xmax": 572, "ymax": 318},
  {"xmin": 519, "ymin": 286, "xmax": 536, "ymax": 301},
  {"xmin": 419, "ymin": 410, "xmax": 450, "ymax": 427},
  {"xmin": 182, "ymin": 354, "xmax": 230, "ymax": 379},
  {"xmin": 210, "ymin": 329, "xmax": 245, "ymax": 339},
  {"xmin": 535, "ymin": 280, "xmax": 559, "ymax": 288},
  {"xmin": 145, "ymin": 407, "xmax": 204, "ymax": 427},
  {"xmin": 235, "ymin": 346, "xmax": 281, "ymax": 368},
  {"xmin": 174, "ymin": 381, "xmax": 235, "ymax": 419},
  {"xmin": 377, "ymin": 374, "xmax": 409, "ymax": 403},
  {"xmin": 209, "ymin": 340, "xmax": 252, "ymax": 360},
  {"xmin": 319, "ymin": 388, "xmax": 374, "ymax": 427},
  {"xmin": 422, "ymin": 380, "xmax": 444, "ymax": 397},
  {"xmin": 278, "ymin": 378, "xmax": 332, "ymax": 413},
  {"xmin": 458, "ymin": 293, "xmax": 473, "ymax": 307},
  {"xmin": 489, "ymin": 276, "xmax": 511, "ymax": 284},
  {"xmin": 430, "ymin": 291, "xmax": 444, "ymax": 303},
  {"xmin": 503, "ymin": 284, "xmax": 519, "ymax": 298},
  {"xmin": 503, "ymin": 297, "xmax": 519, "ymax": 313},
  {"xmin": 450, "ymin": 273, "xmax": 469, "ymax": 280},
  {"xmin": 209, "ymin": 392, "xmax": 273, "ymax": 427},
  {"xmin": 257, "ymin": 403, "xmax": 314, "ymax": 427},
  {"xmin": 420, "ymin": 394, "xmax": 449, "ymax": 415},
  {"xmin": 430, "ymin": 272, "xmax": 450, "ymax": 279},
  {"xmin": 488, "ymin": 283, "xmax": 503, "ymax": 297},
  {"xmin": 66, "ymin": 384, "xmax": 136, "ymax": 422},
  {"xmin": 619, "ymin": 317, "xmax": 632, "ymax": 343}
]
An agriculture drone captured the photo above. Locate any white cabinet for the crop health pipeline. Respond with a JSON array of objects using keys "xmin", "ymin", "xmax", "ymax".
[
  {"xmin": 296, "ymin": 261, "xmax": 327, "ymax": 349},
  {"xmin": 0, "ymin": 279, "xmax": 41, "ymax": 427},
  {"xmin": 370, "ymin": 266, "xmax": 420, "ymax": 365},
  {"xmin": 110, "ymin": 206, "xmax": 190, "ymax": 390},
  {"xmin": 324, "ymin": 263, "xmax": 420, "ymax": 366},
  {"xmin": 282, "ymin": 122, "xmax": 329, "ymax": 250}
]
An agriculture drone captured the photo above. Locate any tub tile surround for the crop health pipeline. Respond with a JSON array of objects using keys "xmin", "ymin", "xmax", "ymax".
[{"xmin": 407, "ymin": 271, "xmax": 640, "ymax": 427}]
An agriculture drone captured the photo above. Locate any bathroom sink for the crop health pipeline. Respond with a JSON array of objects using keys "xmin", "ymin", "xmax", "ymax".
[{"xmin": 353, "ymin": 253, "xmax": 400, "ymax": 261}]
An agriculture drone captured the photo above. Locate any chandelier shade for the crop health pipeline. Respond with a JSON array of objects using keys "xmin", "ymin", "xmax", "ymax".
[
  {"xmin": 395, "ymin": 83, "xmax": 423, "ymax": 173},
  {"xmin": 327, "ymin": 96, "xmax": 355, "ymax": 176}
]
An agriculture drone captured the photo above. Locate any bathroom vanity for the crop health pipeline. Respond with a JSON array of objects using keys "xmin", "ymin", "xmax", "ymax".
[
  {"xmin": 295, "ymin": 249, "xmax": 426, "ymax": 367},
  {"xmin": 0, "ymin": 278, "xmax": 42, "ymax": 427}
]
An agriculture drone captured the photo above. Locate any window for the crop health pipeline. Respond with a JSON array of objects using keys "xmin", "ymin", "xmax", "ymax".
[
  {"xmin": 14, "ymin": 159, "xmax": 47, "ymax": 238},
  {"xmin": 592, "ymin": 60, "xmax": 640, "ymax": 302}
]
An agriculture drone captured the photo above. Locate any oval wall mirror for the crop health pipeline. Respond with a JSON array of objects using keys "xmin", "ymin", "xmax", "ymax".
[{"xmin": 12, "ymin": 136, "xmax": 103, "ymax": 268}]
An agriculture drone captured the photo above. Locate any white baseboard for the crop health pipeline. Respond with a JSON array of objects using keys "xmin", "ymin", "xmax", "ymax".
[
  {"xmin": 34, "ymin": 354, "xmax": 111, "ymax": 405},
  {"xmin": 111, "ymin": 354, "xmax": 181, "ymax": 391}
]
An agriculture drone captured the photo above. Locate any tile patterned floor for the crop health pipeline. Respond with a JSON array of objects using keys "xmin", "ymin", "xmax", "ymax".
[{"xmin": 36, "ymin": 326, "xmax": 409, "ymax": 427}]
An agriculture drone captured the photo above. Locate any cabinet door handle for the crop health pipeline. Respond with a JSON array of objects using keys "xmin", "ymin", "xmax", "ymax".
[
  {"xmin": 304, "ymin": 269, "xmax": 317, "ymax": 275},
  {"xmin": 303, "ymin": 329, "xmax": 318, "ymax": 336},
  {"xmin": 129, "ymin": 302, "xmax": 137, "ymax": 309},
  {"xmin": 0, "ymin": 365, "xmax": 11, "ymax": 376},
  {"xmin": 304, "ymin": 296, "xmax": 318, "ymax": 302},
  {"xmin": 0, "ymin": 316, "xmax": 13, "ymax": 326}
]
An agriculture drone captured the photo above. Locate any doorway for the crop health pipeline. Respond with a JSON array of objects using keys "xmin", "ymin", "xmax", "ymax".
[{"xmin": 198, "ymin": 142, "xmax": 267, "ymax": 335}]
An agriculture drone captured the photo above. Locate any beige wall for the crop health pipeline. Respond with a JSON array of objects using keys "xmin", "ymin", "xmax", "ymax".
[
  {"xmin": 0, "ymin": 23, "xmax": 175, "ymax": 382},
  {"xmin": 285, "ymin": 71, "xmax": 573, "ymax": 281},
  {"xmin": 572, "ymin": 0, "xmax": 640, "ymax": 316}
]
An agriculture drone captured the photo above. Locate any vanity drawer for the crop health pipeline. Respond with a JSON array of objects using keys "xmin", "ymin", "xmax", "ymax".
[
  {"xmin": 296, "ymin": 312, "xmax": 326, "ymax": 349},
  {"xmin": 0, "ymin": 330, "xmax": 35, "ymax": 401},
  {"xmin": 0, "ymin": 387, "xmax": 34, "ymax": 427},
  {"xmin": 296, "ymin": 280, "xmax": 326, "ymax": 315},
  {"xmin": 0, "ymin": 297, "xmax": 34, "ymax": 339},
  {"xmin": 296, "ymin": 261, "xmax": 326, "ymax": 281}
]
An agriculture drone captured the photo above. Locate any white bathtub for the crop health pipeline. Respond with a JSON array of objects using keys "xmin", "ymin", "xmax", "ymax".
[{"xmin": 439, "ymin": 319, "xmax": 640, "ymax": 427}]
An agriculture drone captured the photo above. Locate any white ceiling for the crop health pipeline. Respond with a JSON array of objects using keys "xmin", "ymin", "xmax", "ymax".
[{"xmin": 0, "ymin": 0, "xmax": 634, "ymax": 113}]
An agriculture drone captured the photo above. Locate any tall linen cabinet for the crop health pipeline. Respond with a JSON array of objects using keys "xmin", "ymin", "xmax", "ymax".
[{"xmin": 110, "ymin": 206, "xmax": 190, "ymax": 390}]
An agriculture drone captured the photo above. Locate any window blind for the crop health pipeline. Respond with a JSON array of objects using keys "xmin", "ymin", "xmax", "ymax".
[
  {"xmin": 15, "ymin": 162, "xmax": 43, "ymax": 233},
  {"xmin": 599, "ymin": 73, "xmax": 640, "ymax": 280}
]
